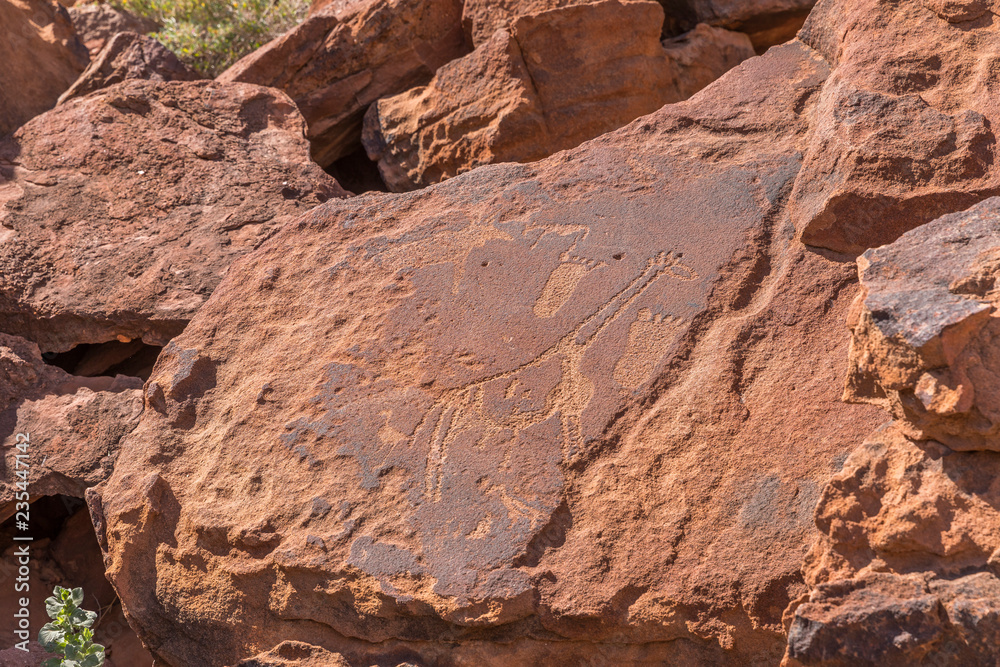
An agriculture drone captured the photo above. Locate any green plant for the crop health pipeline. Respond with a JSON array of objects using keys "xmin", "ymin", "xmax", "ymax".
[
  {"xmin": 112, "ymin": 0, "xmax": 310, "ymax": 77},
  {"xmin": 38, "ymin": 586, "xmax": 105, "ymax": 667}
]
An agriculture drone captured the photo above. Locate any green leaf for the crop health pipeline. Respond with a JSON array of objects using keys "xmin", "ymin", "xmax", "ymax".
[
  {"xmin": 70, "ymin": 588, "xmax": 84, "ymax": 606},
  {"xmin": 41, "ymin": 658, "xmax": 62, "ymax": 667},
  {"xmin": 38, "ymin": 622, "xmax": 65, "ymax": 652},
  {"xmin": 44, "ymin": 596, "xmax": 64, "ymax": 619}
]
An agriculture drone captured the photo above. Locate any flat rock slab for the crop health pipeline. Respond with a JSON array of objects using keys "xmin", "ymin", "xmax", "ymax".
[
  {"xmin": 0, "ymin": 79, "xmax": 349, "ymax": 353},
  {"xmin": 845, "ymin": 197, "xmax": 1000, "ymax": 450},
  {"xmin": 218, "ymin": 0, "xmax": 469, "ymax": 167},
  {"xmin": 0, "ymin": 0, "xmax": 89, "ymax": 136},
  {"xmin": 94, "ymin": 42, "xmax": 881, "ymax": 665}
]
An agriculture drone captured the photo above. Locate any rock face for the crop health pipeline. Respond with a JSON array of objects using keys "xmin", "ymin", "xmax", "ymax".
[
  {"xmin": 0, "ymin": 79, "xmax": 349, "ymax": 354},
  {"xmin": 362, "ymin": 1, "xmax": 753, "ymax": 191},
  {"xmin": 59, "ymin": 32, "xmax": 202, "ymax": 103},
  {"xmin": 0, "ymin": 332, "xmax": 143, "ymax": 521},
  {"xmin": 218, "ymin": 0, "xmax": 469, "ymax": 167},
  {"xmin": 783, "ymin": 198, "xmax": 1000, "ymax": 664},
  {"xmin": 93, "ymin": 41, "xmax": 885, "ymax": 666},
  {"xmin": 844, "ymin": 198, "xmax": 1000, "ymax": 451},
  {"xmin": 786, "ymin": 424, "xmax": 1000, "ymax": 665},
  {"xmin": 790, "ymin": 0, "xmax": 1000, "ymax": 254},
  {"xmin": 0, "ymin": 0, "xmax": 89, "ymax": 136},
  {"xmin": 68, "ymin": 1, "xmax": 159, "ymax": 55}
]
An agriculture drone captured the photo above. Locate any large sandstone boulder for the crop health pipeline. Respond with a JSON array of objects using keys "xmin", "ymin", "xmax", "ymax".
[
  {"xmin": 362, "ymin": 1, "xmax": 753, "ymax": 191},
  {"xmin": 0, "ymin": 0, "xmax": 89, "ymax": 136},
  {"xmin": 59, "ymin": 32, "xmax": 202, "ymax": 103},
  {"xmin": 790, "ymin": 0, "xmax": 1000, "ymax": 254},
  {"xmin": 68, "ymin": 1, "xmax": 159, "ymax": 55},
  {"xmin": 92, "ymin": 41, "xmax": 885, "ymax": 665},
  {"xmin": 218, "ymin": 0, "xmax": 469, "ymax": 167},
  {"xmin": 0, "ymin": 332, "xmax": 143, "ymax": 521},
  {"xmin": 0, "ymin": 79, "xmax": 349, "ymax": 354}
]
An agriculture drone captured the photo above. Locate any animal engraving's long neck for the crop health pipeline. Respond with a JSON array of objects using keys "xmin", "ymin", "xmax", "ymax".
[{"xmin": 573, "ymin": 253, "xmax": 675, "ymax": 345}]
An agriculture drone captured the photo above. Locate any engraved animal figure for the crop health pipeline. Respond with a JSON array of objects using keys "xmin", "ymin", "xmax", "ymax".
[{"xmin": 418, "ymin": 251, "xmax": 697, "ymax": 499}]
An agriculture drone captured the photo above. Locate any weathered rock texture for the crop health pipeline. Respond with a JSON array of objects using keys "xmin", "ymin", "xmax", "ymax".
[
  {"xmin": 218, "ymin": 0, "xmax": 469, "ymax": 167},
  {"xmin": 59, "ymin": 31, "xmax": 202, "ymax": 103},
  {"xmin": 790, "ymin": 0, "xmax": 1000, "ymax": 254},
  {"xmin": 662, "ymin": 22, "xmax": 756, "ymax": 99},
  {"xmin": 0, "ymin": 0, "xmax": 89, "ymax": 136},
  {"xmin": 0, "ymin": 79, "xmax": 349, "ymax": 354},
  {"xmin": 0, "ymin": 333, "xmax": 143, "ymax": 522},
  {"xmin": 783, "ymin": 199, "xmax": 1000, "ymax": 663},
  {"xmin": 844, "ymin": 197, "xmax": 1000, "ymax": 451},
  {"xmin": 362, "ymin": 1, "xmax": 754, "ymax": 191},
  {"xmin": 93, "ymin": 42, "xmax": 884, "ymax": 666},
  {"xmin": 786, "ymin": 423, "xmax": 1000, "ymax": 665},
  {"xmin": 68, "ymin": 1, "xmax": 159, "ymax": 55}
]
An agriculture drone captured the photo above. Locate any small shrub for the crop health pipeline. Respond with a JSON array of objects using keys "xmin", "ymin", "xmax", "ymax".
[
  {"xmin": 112, "ymin": 0, "xmax": 309, "ymax": 77},
  {"xmin": 38, "ymin": 586, "xmax": 106, "ymax": 667}
]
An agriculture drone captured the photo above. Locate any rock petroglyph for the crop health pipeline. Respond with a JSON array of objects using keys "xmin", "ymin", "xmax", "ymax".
[{"xmin": 422, "ymin": 250, "xmax": 697, "ymax": 499}]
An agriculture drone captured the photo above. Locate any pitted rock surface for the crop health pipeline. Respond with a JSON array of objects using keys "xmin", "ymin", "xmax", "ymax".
[
  {"xmin": 94, "ymin": 42, "xmax": 882, "ymax": 665},
  {"xmin": 791, "ymin": 0, "xmax": 1000, "ymax": 254},
  {"xmin": 844, "ymin": 197, "xmax": 1000, "ymax": 450},
  {"xmin": 787, "ymin": 422, "xmax": 1000, "ymax": 665},
  {"xmin": 59, "ymin": 31, "xmax": 202, "ymax": 103},
  {"xmin": 0, "ymin": 0, "xmax": 89, "ymax": 136},
  {"xmin": 461, "ymin": 0, "xmax": 812, "ymax": 50},
  {"xmin": 218, "ymin": 0, "xmax": 469, "ymax": 167},
  {"xmin": 0, "ymin": 79, "xmax": 349, "ymax": 353}
]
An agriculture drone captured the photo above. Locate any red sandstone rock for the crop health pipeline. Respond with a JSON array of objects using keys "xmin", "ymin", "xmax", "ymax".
[
  {"xmin": 59, "ymin": 32, "xmax": 202, "ymax": 103},
  {"xmin": 786, "ymin": 570, "xmax": 1000, "ymax": 666},
  {"xmin": 238, "ymin": 642, "xmax": 351, "ymax": 666},
  {"xmin": 68, "ymin": 1, "xmax": 159, "ymax": 55},
  {"xmin": 0, "ymin": 79, "xmax": 349, "ymax": 353},
  {"xmin": 662, "ymin": 23, "xmax": 756, "ymax": 99},
  {"xmin": 362, "ymin": 2, "xmax": 754, "ymax": 191},
  {"xmin": 0, "ymin": 333, "xmax": 143, "ymax": 521},
  {"xmin": 460, "ymin": 0, "xmax": 590, "ymax": 47},
  {"xmin": 785, "ymin": 423, "xmax": 1000, "ymax": 664},
  {"xmin": 785, "ymin": 198, "xmax": 1000, "ymax": 664},
  {"xmin": 218, "ymin": 0, "xmax": 469, "ymax": 167},
  {"xmin": 790, "ymin": 0, "xmax": 1000, "ymax": 254},
  {"xmin": 843, "ymin": 198, "xmax": 1000, "ymax": 450},
  {"xmin": 92, "ymin": 42, "xmax": 884, "ymax": 665},
  {"xmin": 0, "ymin": 0, "xmax": 89, "ymax": 136}
]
